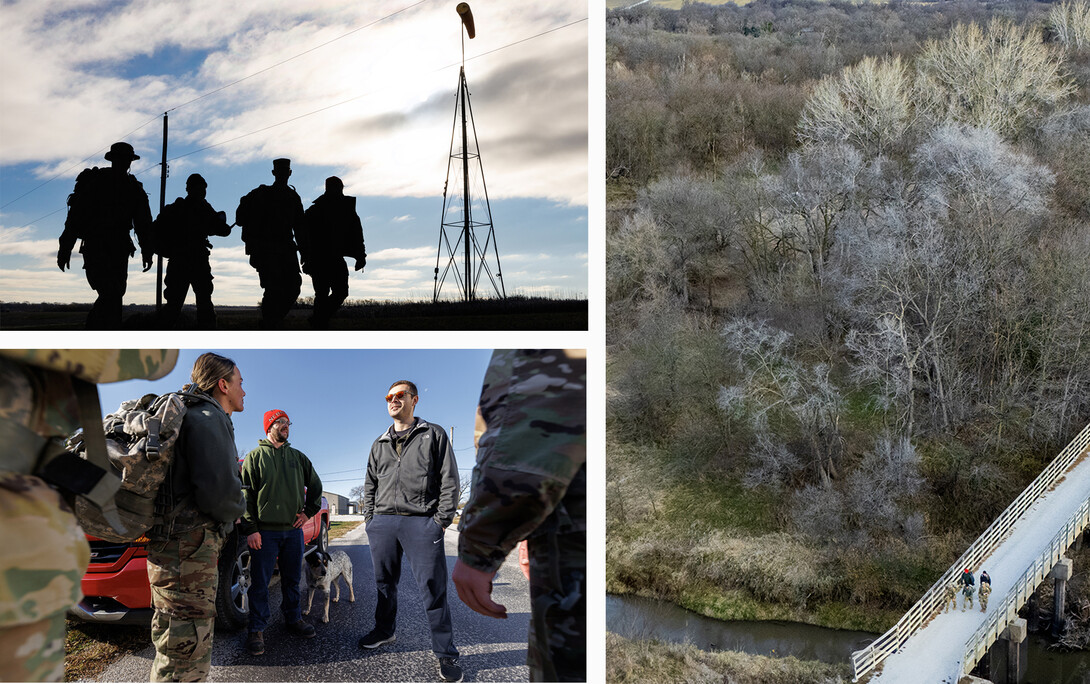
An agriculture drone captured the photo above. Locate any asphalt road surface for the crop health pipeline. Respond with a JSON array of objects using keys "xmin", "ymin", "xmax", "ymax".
[{"xmin": 90, "ymin": 523, "xmax": 531, "ymax": 682}]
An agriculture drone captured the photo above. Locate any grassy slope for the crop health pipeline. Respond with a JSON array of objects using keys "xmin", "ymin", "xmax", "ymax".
[{"xmin": 607, "ymin": 632, "xmax": 851, "ymax": 684}]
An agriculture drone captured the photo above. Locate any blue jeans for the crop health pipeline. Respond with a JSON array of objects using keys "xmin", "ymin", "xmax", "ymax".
[
  {"xmin": 248, "ymin": 528, "xmax": 304, "ymax": 632},
  {"xmin": 367, "ymin": 514, "xmax": 458, "ymax": 658}
]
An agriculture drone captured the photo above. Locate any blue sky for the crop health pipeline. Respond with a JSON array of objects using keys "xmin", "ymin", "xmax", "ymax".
[
  {"xmin": 96, "ymin": 348, "xmax": 496, "ymax": 502},
  {"xmin": 0, "ymin": 1, "xmax": 588, "ymax": 305}
]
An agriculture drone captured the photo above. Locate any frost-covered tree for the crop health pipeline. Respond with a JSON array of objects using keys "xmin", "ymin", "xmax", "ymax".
[
  {"xmin": 914, "ymin": 18, "xmax": 1075, "ymax": 138},
  {"xmin": 797, "ymin": 55, "xmax": 913, "ymax": 157},
  {"xmin": 639, "ymin": 175, "xmax": 731, "ymax": 304},
  {"xmin": 1048, "ymin": 0, "xmax": 1090, "ymax": 50},
  {"xmin": 718, "ymin": 317, "xmax": 845, "ymax": 485}
]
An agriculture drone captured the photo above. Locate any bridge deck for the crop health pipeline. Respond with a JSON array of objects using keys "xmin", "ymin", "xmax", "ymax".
[{"xmin": 869, "ymin": 447, "xmax": 1090, "ymax": 683}]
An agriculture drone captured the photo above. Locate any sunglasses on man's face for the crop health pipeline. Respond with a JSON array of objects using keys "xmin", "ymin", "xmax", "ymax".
[{"xmin": 385, "ymin": 390, "xmax": 413, "ymax": 403}]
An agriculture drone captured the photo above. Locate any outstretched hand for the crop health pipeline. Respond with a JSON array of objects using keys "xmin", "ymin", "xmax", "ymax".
[{"xmin": 452, "ymin": 559, "xmax": 507, "ymax": 619}]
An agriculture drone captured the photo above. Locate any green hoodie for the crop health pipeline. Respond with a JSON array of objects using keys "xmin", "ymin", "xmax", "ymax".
[{"xmin": 239, "ymin": 439, "xmax": 322, "ymax": 533}]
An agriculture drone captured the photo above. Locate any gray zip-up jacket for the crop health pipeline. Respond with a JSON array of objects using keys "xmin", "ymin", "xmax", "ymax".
[{"xmin": 363, "ymin": 418, "xmax": 459, "ymax": 527}]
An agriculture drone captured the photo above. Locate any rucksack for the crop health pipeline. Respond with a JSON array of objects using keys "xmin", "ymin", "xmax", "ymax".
[
  {"xmin": 64, "ymin": 390, "xmax": 198, "ymax": 543},
  {"xmin": 64, "ymin": 167, "xmax": 107, "ymax": 241}
]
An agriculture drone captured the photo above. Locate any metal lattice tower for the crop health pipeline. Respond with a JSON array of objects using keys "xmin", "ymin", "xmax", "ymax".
[{"xmin": 433, "ymin": 3, "xmax": 505, "ymax": 302}]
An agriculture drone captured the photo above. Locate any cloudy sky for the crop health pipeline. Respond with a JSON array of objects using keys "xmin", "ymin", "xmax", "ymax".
[{"xmin": 0, "ymin": 0, "xmax": 589, "ymax": 306}]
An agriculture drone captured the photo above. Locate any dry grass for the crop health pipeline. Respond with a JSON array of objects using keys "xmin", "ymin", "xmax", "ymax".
[
  {"xmin": 65, "ymin": 619, "xmax": 148, "ymax": 682},
  {"xmin": 327, "ymin": 520, "xmax": 362, "ymax": 541},
  {"xmin": 606, "ymin": 632, "xmax": 850, "ymax": 684}
]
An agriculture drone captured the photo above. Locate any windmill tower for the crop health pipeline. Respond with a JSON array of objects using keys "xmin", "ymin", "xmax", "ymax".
[{"xmin": 433, "ymin": 2, "xmax": 506, "ymax": 302}]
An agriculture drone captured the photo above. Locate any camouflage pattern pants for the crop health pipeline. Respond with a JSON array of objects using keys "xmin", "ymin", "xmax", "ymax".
[
  {"xmin": 528, "ymin": 530, "xmax": 585, "ymax": 682},
  {"xmin": 0, "ymin": 472, "xmax": 89, "ymax": 682},
  {"xmin": 146, "ymin": 526, "xmax": 225, "ymax": 682}
]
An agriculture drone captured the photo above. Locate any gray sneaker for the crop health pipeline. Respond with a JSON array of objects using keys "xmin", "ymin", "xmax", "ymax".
[
  {"xmin": 358, "ymin": 629, "xmax": 396, "ymax": 649},
  {"xmin": 438, "ymin": 657, "xmax": 463, "ymax": 682}
]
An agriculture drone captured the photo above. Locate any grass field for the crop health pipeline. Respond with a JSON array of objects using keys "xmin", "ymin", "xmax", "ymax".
[{"xmin": 0, "ymin": 297, "xmax": 588, "ymax": 331}]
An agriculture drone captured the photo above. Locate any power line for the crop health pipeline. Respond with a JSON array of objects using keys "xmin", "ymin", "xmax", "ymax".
[
  {"xmin": 318, "ymin": 468, "xmax": 364, "ymax": 476},
  {"xmin": 165, "ymin": 0, "xmax": 430, "ymax": 114},
  {"xmin": 2, "ymin": 1, "xmax": 428, "ymax": 212},
  {"xmin": 0, "ymin": 115, "xmax": 161, "ymax": 211},
  {"xmin": 153, "ymin": 18, "xmax": 589, "ymax": 167},
  {"xmin": 7, "ymin": 14, "xmax": 587, "ymax": 226}
]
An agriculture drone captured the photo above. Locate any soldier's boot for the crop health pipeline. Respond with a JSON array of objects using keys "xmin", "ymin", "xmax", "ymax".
[{"xmin": 195, "ymin": 301, "xmax": 217, "ymax": 330}]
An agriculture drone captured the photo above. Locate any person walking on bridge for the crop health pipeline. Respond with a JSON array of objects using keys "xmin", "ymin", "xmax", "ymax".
[
  {"xmin": 979, "ymin": 571, "xmax": 991, "ymax": 611},
  {"xmin": 943, "ymin": 581, "xmax": 957, "ymax": 613},
  {"xmin": 960, "ymin": 568, "xmax": 975, "ymax": 611}
]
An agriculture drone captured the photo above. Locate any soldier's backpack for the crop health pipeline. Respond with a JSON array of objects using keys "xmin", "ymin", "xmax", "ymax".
[
  {"xmin": 64, "ymin": 167, "xmax": 107, "ymax": 241},
  {"xmin": 63, "ymin": 390, "xmax": 199, "ymax": 543}
]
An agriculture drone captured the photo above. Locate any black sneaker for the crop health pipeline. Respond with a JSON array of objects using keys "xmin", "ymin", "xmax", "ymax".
[
  {"xmin": 438, "ymin": 657, "xmax": 463, "ymax": 682},
  {"xmin": 247, "ymin": 631, "xmax": 264, "ymax": 656},
  {"xmin": 286, "ymin": 619, "xmax": 317, "ymax": 638},
  {"xmin": 358, "ymin": 629, "xmax": 396, "ymax": 649}
]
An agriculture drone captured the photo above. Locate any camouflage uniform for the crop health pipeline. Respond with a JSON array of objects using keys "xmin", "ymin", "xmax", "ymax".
[
  {"xmin": 147, "ymin": 527, "xmax": 224, "ymax": 682},
  {"xmin": 979, "ymin": 580, "xmax": 991, "ymax": 611},
  {"xmin": 457, "ymin": 349, "xmax": 587, "ymax": 682},
  {"xmin": 943, "ymin": 583, "xmax": 957, "ymax": 613},
  {"xmin": 147, "ymin": 388, "xmax": 246, "ymax": 682},
  {"xmin": 0, "ymin": 349, "xmax": 177, "ymax": 682}
]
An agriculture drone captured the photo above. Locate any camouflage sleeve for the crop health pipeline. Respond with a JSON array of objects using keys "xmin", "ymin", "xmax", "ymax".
[
  {"xmin": 0, "ymin": 359, "xmax": 90, "ymax": 629},
  {"xmin": 457, "ymin": 350, "xmax": 587, "ymax": 574},
  {"xmin": 0, "ymin": 350, "xmax": 177, "ymax": 385}
]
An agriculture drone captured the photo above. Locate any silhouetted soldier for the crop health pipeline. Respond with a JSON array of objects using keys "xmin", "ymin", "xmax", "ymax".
[
  {"xmin": 154, "ymin": 174, "xmax": 232, "ymax": 329},
  {"xmin": 300, "ymin": 176, "xmax": 366, "ymax": 327},
  {"xmin": 57, "ymin": 142, "xmax": 153, "ymax": 329},
  {"xmin": 236, "ymin": 158, "xmax": 304, "ymax": 329}
]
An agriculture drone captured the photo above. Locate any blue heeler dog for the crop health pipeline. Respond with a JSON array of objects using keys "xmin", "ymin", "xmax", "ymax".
[{"xmin": 303, "ymin": 549, "xmax": 355, "ymax": 623}]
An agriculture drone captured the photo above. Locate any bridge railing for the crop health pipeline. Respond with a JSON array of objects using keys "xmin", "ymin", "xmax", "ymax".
[
  {"xmin": 960, "ymin": 495, "xmax": 1090, "ymax": 674},
  {"xmin": 850, "ymin": 422, "xmax": 1090, "ymax": 681}
]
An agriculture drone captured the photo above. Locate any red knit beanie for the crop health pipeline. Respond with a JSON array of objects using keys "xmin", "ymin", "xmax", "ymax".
[{"xmin": 264, "ymin": 409, "xmax": 288, "ymax": 434}]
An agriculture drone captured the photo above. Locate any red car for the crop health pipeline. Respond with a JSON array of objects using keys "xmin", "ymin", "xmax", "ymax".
[{"xmin": 70, "ymin": 497, "xmax": 330, "ymax": 631}]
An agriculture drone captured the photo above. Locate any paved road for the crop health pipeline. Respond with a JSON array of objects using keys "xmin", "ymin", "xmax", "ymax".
[{"xmin": 91, "ymin": 523, "xmax": 531, "ymax": 682}]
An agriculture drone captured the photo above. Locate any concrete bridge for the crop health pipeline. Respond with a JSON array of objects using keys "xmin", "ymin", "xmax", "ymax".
[{"xmin": 850, "ymin": 423, "xmax": 1090, "ymax": 683}]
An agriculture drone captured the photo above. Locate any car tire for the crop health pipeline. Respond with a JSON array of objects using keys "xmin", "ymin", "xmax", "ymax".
[
  {"xmin": 316, "ymin": 520, "xmax": 329, "ymax": 554},
  {"xmin": 215, "ymin": 532, "xmax": 251, "ymax": 632}
]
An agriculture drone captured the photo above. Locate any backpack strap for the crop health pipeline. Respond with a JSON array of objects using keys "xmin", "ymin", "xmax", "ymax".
[
  {"xmin": 22, "ymin": 379, "xmax": 128, "ymax": 536},
  {"xmin": 71, "ymin": 378, "xmax": 129, "ymax": 535}
]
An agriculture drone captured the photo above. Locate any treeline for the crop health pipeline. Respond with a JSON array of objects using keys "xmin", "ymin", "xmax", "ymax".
[{"xmin": 607, "ymin": 0, "xmax": 1090, "ymax": 624}]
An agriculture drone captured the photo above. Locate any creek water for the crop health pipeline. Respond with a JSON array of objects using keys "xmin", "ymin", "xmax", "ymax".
[{"xmin": 606, "ymin": 593, "xmax": 1090, "ymax": 683}]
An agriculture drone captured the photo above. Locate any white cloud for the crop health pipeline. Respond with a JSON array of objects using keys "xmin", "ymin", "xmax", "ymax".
[{"xmin": 0, "ymin": 0, "xmax": 588, "ymax": 203}]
